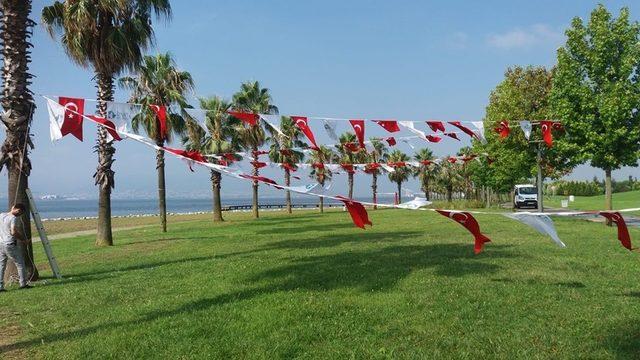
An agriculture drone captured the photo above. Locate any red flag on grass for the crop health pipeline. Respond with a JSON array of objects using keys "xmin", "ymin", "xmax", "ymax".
[
  {"xmin": 336, "ymin": 196, "xmax": 372, "ymax": 229},
  {"xmin": 599, "ymin": 212, "xmax": 633, "ymax": 250},
  {"xmin": 436, "ymin": 210, "xmax": 491, "ymax": 254}
]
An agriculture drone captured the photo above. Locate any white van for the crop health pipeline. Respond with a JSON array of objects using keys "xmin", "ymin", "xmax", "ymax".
[{"xmin": 513, "ymin": 184, "xmax": 538, "ymax": 209}]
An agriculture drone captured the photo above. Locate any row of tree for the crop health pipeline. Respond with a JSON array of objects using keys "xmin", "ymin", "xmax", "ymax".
[{"xmin": 471, "ymin": 5, "xmax": 640, "ymax": 212}]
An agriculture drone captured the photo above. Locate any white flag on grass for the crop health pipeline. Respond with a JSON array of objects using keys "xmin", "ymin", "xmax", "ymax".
[
  {"xmin": 504, "ymin": 212, "xmax": 566, "ymax": 248},
  {"xmin": 46, "ymin": 98, "xmax": 65, "ymax": 141},
  {"xmin": 520, "ymin": 121, "xmax": 532, "ymax": 140},
  {"xmin": 398, "ymin": 197, "xmax": 432, "ymax": 210},
  {"xmin": 321, "ymin": 119, "xmax": 339, "ymax": 141}
]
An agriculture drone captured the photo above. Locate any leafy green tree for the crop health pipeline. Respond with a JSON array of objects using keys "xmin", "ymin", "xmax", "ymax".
[
  {"xmin": 119, "ymin": 53, "xmax": 194, "ymax": 232},
  {"xmin": 1, "ymin": 0, "xmax": 38, "ymax": 280},
  {"xmin": 308, "ymin": 146, "xmax": 335, "ymax": 213},
  {"xmin": 42, "ymin": 0, "xmax": 171, "ymax": 246},
  {"xmin": 336, "ymin": 132, "xmax": 366, "ymax": 198},
  {"xmin": 551, "ymin": 5, "xmax": 640, "ymax": 211},
  {"xmin": 413, "ymin": 148, "xmax": 435, "ymax": 200},
  {"xmin": 482, "ymin": 65, "xmax": 579, "ymax": 210},
  {"xmin": 386, "ymin": 150, "xmax": 411, "ymax": 203},
  {"xmin": 268, "ymin": 116, "xmax": 306, "ymax": 214},
  {"xmin": 366, "ymin": 139, "xmax": 388, "ymax": 209},
  {"xmin": 183, "ymin": 96, "xmax": 240, "ymax": 222},
  {"xmin": 232, "ymin": 81, "xmax": 278, "ymax": 219}
]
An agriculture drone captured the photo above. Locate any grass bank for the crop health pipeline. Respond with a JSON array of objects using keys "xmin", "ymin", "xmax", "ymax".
[{"xmin": 2, "ymin": 209, "xmax": 640, "ymax": 359}]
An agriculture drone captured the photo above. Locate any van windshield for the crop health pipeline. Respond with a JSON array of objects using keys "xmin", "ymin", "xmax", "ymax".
[{"xmin": 518, "ymin": 187, "xmax": 537, "ymax": 195}]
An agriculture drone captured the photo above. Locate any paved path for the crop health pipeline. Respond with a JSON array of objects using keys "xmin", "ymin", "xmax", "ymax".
[{"xmin": 32, "ymin": 224, "xmax": 152, "ymax": 242}]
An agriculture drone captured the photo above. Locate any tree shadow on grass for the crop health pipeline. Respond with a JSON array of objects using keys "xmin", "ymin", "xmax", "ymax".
[
  {"xmin": 600, "ymin": 319, "xmax": 640, "ymax": 358},
  {"xmin": 257, "ymin": 231, "xmax": 423, "ymax": 250},
  {"xmin": 1, "ymin": 242, "xmax": 517, "ymax": 353}
]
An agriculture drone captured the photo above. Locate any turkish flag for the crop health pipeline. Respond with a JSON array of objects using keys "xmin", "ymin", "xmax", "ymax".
[
  {"xmin": 444, "ymin": 132, "xmax": 460, "ymax": 141},
  {"xmin": 426, "ymin": 121, "xmax": 446, "ymax": 132},
  {"xmin": 495, "ymin": 121, "xmax": 510, "ymax": 138},
  {"xmin": 149, "ymin": 105, "xmax": 168, "ymax": 140},
  {"xmin": 87, "ymin": 116, "xmax": 122, "ymax": 142},
  {"xmin": 599, "ymin": 212, "xmax": 633, "ymax": 250},
  {"xmin": 373, "ymin": 120, "xmax": 400, "ymax": 133},
  {"xmin": 461, "ymin": 155, "xmax": 477, "ymax": 163},
  {"xmin": 436, "ymin": 210, "xmax": 491, "ymax": 254},
  {"xmin": 251, "ymin": 161, "xmax": 267, "ymax": 169},
  {"xmin": 279, "ymin": 149, "xmax": 293, "ymax": 156},
  {"xmin": 222, "ymin": 153, "xmax": 236, "ymax": 161},
  {"xmin": 341, "ymin": 163, "xmax": 355, "ymax": 173},
  {"xmin": 343, "ymin": 142, "xmax": 360, "ymax": 153},
  {"xmin": 281, "ymin": 163, "xmax": 297, "ymax": 172},
  {"xmin": 447, "ymin": 157, "xmax": 458, "ymax": 164},
  {"xmin": 228, "ymin": 111, "xmax": 258, "ymax": 126},
  {"xmin": 58, "ymin": 97, "xmax": 85, "ymax": 141},
  {"xmin": 389, "ymin": 161, "xmax": 406, "ymax": 168},
  {"xmin": 426, "ymin": 135, "xmax": 442, "ymax": 143},
  {"xmin": 292, "ymin": 116, "xmax": 319, "ymax": 150},
  {"xmin": 540, "ymin": 120, "xmax": 554, "ymax": 147},
  {"xmin": 312, "ymin": 162, "xmax": 325, "ymax": 169},
  {"xmin": 420, "ymin": 160, "xmax": 432, "ymax": 166},
  {"xmin": 349, "ymin": 119, "xmax": 366, "ymax": 148},
  {"xmin": 337, "ymin": 196, "xmax": 372, "ymax": 229},
  {"xmin": 163, "ymin": 146, "xmax": 206, "ymax": 172},
  {"xmin": 239, "ymin": 173, "xmax": 278, "ymax": 185},
  {"xmin": 364, "ymin": 163, "xmax": 381, "ymax": 174},
  {"xmin": 448, "ymin": 121, "xmax": 477, "ymax": 139},
  {"xmin": 385, "ymin": 137, "xmax": 397, "ymax": 146},
  {"xmin": 252, "ymin": 150, "xmax": 269, "ymax": 157}
]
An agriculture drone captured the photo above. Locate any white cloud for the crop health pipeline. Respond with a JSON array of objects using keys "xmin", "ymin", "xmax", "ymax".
[{"xmin": 486, "ymin": 24, "xmax": 563, "ymax": 50}]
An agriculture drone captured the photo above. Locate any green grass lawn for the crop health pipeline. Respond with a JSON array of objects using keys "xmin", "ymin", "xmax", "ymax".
[
  {"xmin": 2, "ymin": 209, "xmax": 640, "ymax": 359},
  {"xmin": 547, "ymin": 190, "xmax": 640, "ymax": 213}
]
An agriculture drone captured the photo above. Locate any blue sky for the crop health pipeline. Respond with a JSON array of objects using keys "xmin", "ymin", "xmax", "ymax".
[{"xmin": 4, "ymin": 0, "xmax": 639, "ymax": 199}]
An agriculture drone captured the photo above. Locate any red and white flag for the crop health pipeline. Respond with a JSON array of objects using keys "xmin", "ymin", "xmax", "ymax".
[
  {"xmin": 540, "ymin": 120, "xmax": 554, "ymax": 147},
  {"xmin": 426, "ymin": 135, "xmax": 442, "ymax": 143},
  {"xmin": 340, "ymin": 163, "xmax": 355, "ymax": 173},
  {"xmin": 87, "ymin": 116, "xmax": 122, "ymax": 142},
  {"xmin": 251, "ymin": 161, "xmax": 267, "ymax": 169},
  {"xmin": 444, "ymin": 132, "xmax": 460, "ymax": 141},
  {"xmin": 228, "ymin": 110, "xmax": 259, "ymax": 126},
  {"xmin": 349, "ymin": 119, "xmax": 366, "ymax": 148},
  {"xmin": 448, "ymin": 121, "xmax": 477, "ymax": 140},
  {"xmin": 436, "ymin": 210, "xmax": 491, "ymax": 254},
  {"xmin": 292, "ymin": 116, "xmax": 319, "ymax": 150},
  {"xmin": 58, "ymin": 96, "xmax": 85, "ymax": 141},
  {"xmin": 385, "ymin": 137, "xmax": 397, "ymax": 146},
  {"xmin": 599, "ymin": 212, "xmax": 633, "ymax": 250},
  {"xmin": 149, "ymin": 105, "xmax": 168, "ymax": 140},
  {"xmin": 337, "ymin": 196, "xmax": 372, "ymax": 229},
  {"xmin": 343, "ymin": 142, "xmax": 360, "ymax": 153},
  {"xmin": 373, "ymin": 120, "xmax": 400, "ymax": 133},
  {"xmin": 163, "ymin": 146, "xmax": 206, "ymax": 171},
  {"xmin": 495, "ymin": 121, "xmax": 510, "ymax": 138},
  {"xmin": 426, "ymin": 121, "xmax": 446, "ymax": 132}
]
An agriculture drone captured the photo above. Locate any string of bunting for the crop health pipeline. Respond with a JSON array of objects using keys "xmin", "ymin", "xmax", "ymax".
[{"xmin": 44, "ymin": 95, "xmax": 633, "ymax": 255}]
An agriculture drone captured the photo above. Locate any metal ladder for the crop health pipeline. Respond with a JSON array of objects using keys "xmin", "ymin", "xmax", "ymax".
[{"xmin": 25, "ymin": 188, "xmax": 62, "ymax": 279}]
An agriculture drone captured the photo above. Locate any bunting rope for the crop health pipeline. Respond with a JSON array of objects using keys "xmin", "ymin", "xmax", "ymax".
[{"xmin": 41, "ymin": 95, "xmax": 635, "ymax": 254}]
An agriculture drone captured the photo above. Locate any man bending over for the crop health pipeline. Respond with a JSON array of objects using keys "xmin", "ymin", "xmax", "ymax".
[{"xmin": 0, "ymin": 204, "xmax": 31, "ymax": 291}]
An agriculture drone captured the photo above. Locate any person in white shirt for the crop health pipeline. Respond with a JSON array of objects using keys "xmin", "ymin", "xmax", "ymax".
[{"xmin": 0, "ymin": 204, "xmax": 30, "ymax": 291}]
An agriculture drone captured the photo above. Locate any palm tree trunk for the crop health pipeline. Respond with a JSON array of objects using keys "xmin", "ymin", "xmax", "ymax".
[
  {"xmin": 424, "ymin": 177, "xmax": 430, "ymax": 200},
  {"xmin": 285, "ymin": 169, "xmax": 292, "ymax": 214},
  {"xmin": 372, "ymin": 172, "xmax": 378, "ymax": 210},
  {"xmin": 397, "ymin": 181, "xmax": 402, "ymax": 204},
  {"xmin": 0, "ymin": 0, "xmax": 38, "ymax": 282},
  {"xmin": 319, "ymin": 179, "xmax": 324, "ymax": 213},
  {"xmin": 156, "ymin": 142, "xmax": 167, "ymax": 232},
  {"xmin": 94, "ymin": 72, "xmax": 116, "ymax": 246},
  {"xmin": 447, "ymin": 186, "xmax": 453, "ymax": 202},
  {"xmin": 211, "ymin": 170, "xmax": 223, "ymax": 221},
  {"xmin": 348, "ymin": 172, "xmax": 354, "ymax": 199},
  {"xmin": 252, "ymin": 146, "xmax": 259, "ymax": 219}
]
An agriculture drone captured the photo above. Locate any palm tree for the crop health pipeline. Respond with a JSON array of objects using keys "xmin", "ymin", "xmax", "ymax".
[
  {"xmin": 183, "ymin": 96, "xmax": 240, "ymax": 221},
  {"xmin": 413, "ymin": 148, "xmax": 435, "ymax": 200},
  {"xmin": 232, "ymin": 81, "xmax": 278, "ymax": 219},
  {"xmin": 1, "ymin": 0, "xmax": 38, "ymax": 280},
  {"xmin": 387, "ymin": 150, "xmax": 411, "ymax": 203},
  {"xmin": 42, "ymin": 0, "xmax": 171, "ymax": 246},
  {"xmin": 366, "ymin": 139, "xmax": 388, "ymax": 209},
  {"xmin": 308, "ymin": 146, "xmax": 335, "ymax": 213},
  {"xmin": 435, "ymin": 157, "xmax": 464, "ymax": 202},
  {"xmin": 119, "ymin": 53, "xmax": 194, "ymax": 232},
  {"xmin": 336, "ymin": 132, "xmax": 366, "ymax": 198},
  {"xmin": 267, "ymin": 116, "xmax": 306, "ymax": 214}
]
